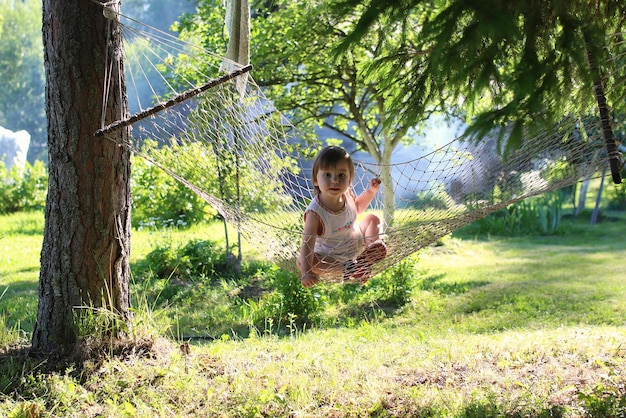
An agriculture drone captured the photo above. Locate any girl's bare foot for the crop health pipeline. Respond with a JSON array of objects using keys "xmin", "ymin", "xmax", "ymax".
[{"xmin": 344, "ymin": 241, "xmax": 387, "ymax": 282}]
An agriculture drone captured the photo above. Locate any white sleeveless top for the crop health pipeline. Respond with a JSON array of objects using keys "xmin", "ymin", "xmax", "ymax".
[{"xmin": 304, "ymin": 192, "xmax": 362, "ymax": 262}]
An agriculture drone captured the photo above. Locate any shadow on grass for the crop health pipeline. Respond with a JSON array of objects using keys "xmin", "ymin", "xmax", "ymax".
[
  {"xmin": 0, "ymin": 346, "xmax": 43, "ymax": 395},
  {"xmin": 1, "ymin": 278, "xmax": 38, "ymax": 294},
  {"xmin": 445, "ymin": 276, "xmax": 626, "ymax": 332},
  {"xmin": 0, "ymin": 280, "xmax": 39, "ymax": 333},
  {"xmin": 338, "ymin": 298, "xmax": 406, "ymax": 322},
  {"xmin": 418, "ymin": 272, "xmax": 490, "ymax": 295}
]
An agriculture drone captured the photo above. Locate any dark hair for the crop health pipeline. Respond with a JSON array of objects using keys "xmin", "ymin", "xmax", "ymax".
[{"xmin": 311, "ymin": 146, "xmax": 354, "ymax": 195}]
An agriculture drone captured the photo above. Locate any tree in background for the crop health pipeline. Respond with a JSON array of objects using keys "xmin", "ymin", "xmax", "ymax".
[
  {"xmin": 180, "ymin": 0, "xmax": 434, "ymax": 226},
  {"xmin": 334, "ymin": 0, "xmax": 626, "ymax": 152},
  {"xmin": 0, "ymin": 0, "xmax": 46, "ymax": 162},
  {"xmin": 123, "ymin": 0, "xmax": 196, "ymax": 33},
  {"xmin": 0, "ymin": 0, "xmax": 197, "ymax": 164},
  {"xmin": 33, "ymin": 0, "xmax": 131, "ymax": 355}
]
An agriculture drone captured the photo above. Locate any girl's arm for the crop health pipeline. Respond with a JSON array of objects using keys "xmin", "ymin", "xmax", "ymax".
[
  {"xmin": 300, "ymin": 211, "xmax": 321, "ymax": 286},
  {"xmin": 355, "ymin": 177, "xmax": 381, "ymax": 214}
]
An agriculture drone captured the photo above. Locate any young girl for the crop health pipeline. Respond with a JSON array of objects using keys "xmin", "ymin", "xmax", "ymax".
[{"xmin": 298, "ymin": 146, "xmax": 387, "ymax": 287}]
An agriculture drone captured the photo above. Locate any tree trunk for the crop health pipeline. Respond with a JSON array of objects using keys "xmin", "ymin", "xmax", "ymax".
[
  {"xmin": 584, "ymin": 30, "xmax": 622, "ymax": 185},
  {"xmin": 33, "ymin": 0, "xmax": 131, "ymax": 355},
  {"xmin": 575, "ymin": 176, "xmax": 590, "ymax": 217},
  {"xmin": 380, "ymin": 147, "xmax": 395, "ymax": 229},
  {"xmin": 591, "ymin": 165, "xmax": 607, "ymax": 225}
]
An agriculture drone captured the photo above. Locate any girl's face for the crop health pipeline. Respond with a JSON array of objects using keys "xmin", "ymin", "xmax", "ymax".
[{"xmin": 314, "ymin": 159, "xmax": 352, "ymax": 199}]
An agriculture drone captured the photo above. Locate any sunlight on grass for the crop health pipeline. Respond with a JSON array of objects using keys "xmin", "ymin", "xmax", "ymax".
[
  {"xmin": 413, "ymin": 231, "xmax": 626, "ymax": 334},
  {"xmin": 0, "ymin": 212, "xmax": 44, "ymax": 334},
  {"xmin": 68, "ymin": 324, "xmax": 626, "ymax": 416},
  {"xmin": 0, "ymin": 211, "xmax": 44, "ymax": 236}
]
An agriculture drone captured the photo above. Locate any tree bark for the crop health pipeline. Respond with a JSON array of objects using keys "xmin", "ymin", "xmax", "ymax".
[
  {"xmin": 584, "ymin": 30, "xmax": 622, "ymax": 185},
  {"xmin": 33, "ymin": 0, "xmax": 131, "ymax": 355}
]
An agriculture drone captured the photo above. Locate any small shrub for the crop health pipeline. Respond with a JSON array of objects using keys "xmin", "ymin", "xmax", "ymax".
[
  {"xmin": 243, "ymin": 266, "xmax": 322, "ymax": 333},
  {"xmin": 176, "ymin": 239, "xmax": 229, "ymax": 278},
  {"xmin": 0, "ymin": 160, "xmax": 48, "ymax": 214},
  {"xmin": 363, "ymin": 257, "xmax": 417, "ymax": 308},
  {"xmin": 131, "ymin": 140, "xmax": 295, "ymax": 229},
  {"xmin": 320, "ymin": 256, "xmax": 420, "ymax": 324},
  {"xmin": 578, "ymin": 382, "xmax": 626, "ymax": 418},
  {"xmin": 143, "ymin": 245, "xmax": 179, "ymax": 279},
  {"xmin": 408, "ymin": 189, "xmax": 451, "ymax": 210},
  {"xmin": 131, "ymin": 155, "xmax": 212, "ymax": 228},
  {"xmin": 139, "ymin": 238, "xmax": 231, "ymax": 281}
]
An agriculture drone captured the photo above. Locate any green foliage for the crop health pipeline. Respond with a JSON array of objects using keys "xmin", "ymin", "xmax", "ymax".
[
  {"xmin": 0, "ymin": 160, "xmax": 48, "ymax": 214},
  {"xmin": 138, "ymin": 238, "xmax": 232, "ymax": 281},
  {"xmin": 578, "ymin": 381, "xmax": 626, "ymax": 418},
  {"xmin": 460, "ymin": 190, "xmax": 567, "ymax": 236},
  {"xmin": 408, "ymin": 187, "xmax": 452, "ymax": 210},
  {"xmin": 607, "ymin": 178, "xmax": 626, "ymax": 210},
  {"xmin": 180, "ymin": 0, "xmax": 427, "ymax": 224},
  {"xmin": 334, "ymin": 0, "xmax": 626, "ymax": 145},
  {"xmin": 131, "ymin": 153, "xmax": 212, "ymax": 228},
  {"xmin": 131, "ymin": 140, "xmax": 294, "ymax": 228},
  {"xmin": 236, "ymin": 256, "xmax": 421, "ymax": 334},
  {"xmin": 242, "ymin": 266, "xmax": 322, "ymax": 332},
  {"xmin": 0, "ymin": 0, "xmax": 46, "ymax": 160},
  {"xmin": 363, "ymin": 259, "xmax": 416, "ymax": 307},
  {"xmin": 242, "ymin": 0, "xmax": 419, "ymax": 146}
]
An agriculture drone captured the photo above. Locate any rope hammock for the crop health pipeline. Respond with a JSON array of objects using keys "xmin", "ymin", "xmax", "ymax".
[{"xmin": 95, "ymin": 3, "xmax": 623, "ymax": 283}]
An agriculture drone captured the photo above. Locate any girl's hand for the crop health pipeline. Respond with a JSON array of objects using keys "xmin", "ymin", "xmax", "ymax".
[
  {"xmin": 301, "ymin": 272, "xmax": 320, "ymax": 288},
  {"xmin": 369, "ymin": 177, "xmax": 382, "ymax": 193}
]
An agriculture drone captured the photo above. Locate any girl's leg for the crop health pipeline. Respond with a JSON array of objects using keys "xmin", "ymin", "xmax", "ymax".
[
  {"xmin": 348, "ymin": 215, "xmax": 386, "ymax": 282},
  {"xmin": 359, "ymin": 213, "xmax": 382, "ymax": 246}
]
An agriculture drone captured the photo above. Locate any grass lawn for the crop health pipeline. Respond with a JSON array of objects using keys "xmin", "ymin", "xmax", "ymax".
[{"xmin": 1, "ymin": 210, "xmax": 625, "ymax": 417}]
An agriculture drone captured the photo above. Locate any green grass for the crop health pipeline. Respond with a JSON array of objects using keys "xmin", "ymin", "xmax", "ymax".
[
  {"xmin": 0, "ymin": 211, "xmax": 44, "ymax": 336},
  {"xmin": 1, "ymin": 210, "xmax": 626, "ymax": 416}
]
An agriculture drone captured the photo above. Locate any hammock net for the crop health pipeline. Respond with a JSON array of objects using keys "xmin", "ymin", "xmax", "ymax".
[{"xmin": 96, "ymin": 9, "xmax": 622, "ymax": 283}]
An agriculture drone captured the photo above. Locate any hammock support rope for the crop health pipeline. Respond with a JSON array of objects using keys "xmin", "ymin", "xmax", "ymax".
[{"xmin": 95, "ymin": 65, "xmax": 253, "ymax": 137}]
